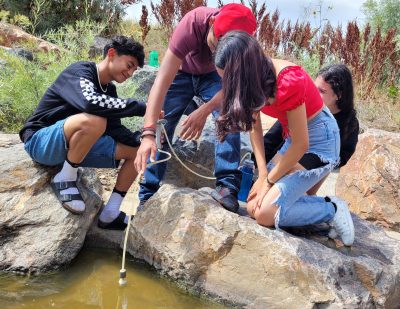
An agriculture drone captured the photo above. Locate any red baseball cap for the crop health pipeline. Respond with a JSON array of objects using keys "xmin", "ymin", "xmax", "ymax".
[{"xmin": 213, "ymin": 3, "xmax": 257, "ymax": 38}]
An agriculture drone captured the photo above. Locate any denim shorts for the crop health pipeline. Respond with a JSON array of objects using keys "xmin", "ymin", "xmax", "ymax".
[
  {"xmin": 277, "ymin": 107, "xmax": 340, "ymax": 163},
  {"xmin": 268, "ymin": 107, "xmax": 340, "ymax": 228},
  {"xmin": 24, "ymin": 119, "xmax": 119, "ymax": 168}
]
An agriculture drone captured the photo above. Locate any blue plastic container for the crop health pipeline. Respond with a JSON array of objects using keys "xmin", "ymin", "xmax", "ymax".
[{"xmin": 237, "ymin": 159, "xmax": 254, "ymax": 202}]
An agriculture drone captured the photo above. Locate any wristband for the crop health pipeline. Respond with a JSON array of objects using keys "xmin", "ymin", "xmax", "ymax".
[
  {"xmin": 139, "ymin": 132, "xmax": 156, "ymax": 142},
  {"xmin": 266, "ymin": 175, "xmax": 275, "ymax": 186},
  {"xmin": 140, "ymin": 127, "xmax": 156, "ymax": 134}
]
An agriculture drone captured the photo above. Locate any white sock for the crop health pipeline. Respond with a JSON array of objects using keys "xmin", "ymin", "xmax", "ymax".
[
  {"xmin": 54, "ymin": 160, "xmax": 78, "ymax": 182},
  {"xmin": 53, "ymin": 160, "xmax": 85, "ymax": 213},
  {"xmin": 99, "ymin": 191, "xmax": 124, "ymax": 223}
]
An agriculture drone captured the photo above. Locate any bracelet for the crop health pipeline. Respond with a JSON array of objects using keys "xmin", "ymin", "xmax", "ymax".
[
  {"xmin": 266, "ymin": 175, "xmax": 275, "ymax": 186},
  {"xmin": 139, "ymin": 132, "xmax": 156, "ymax": 142},
  {"xmin": 140, "ymin": 127, "xmax": 156, "ymax": 134}
]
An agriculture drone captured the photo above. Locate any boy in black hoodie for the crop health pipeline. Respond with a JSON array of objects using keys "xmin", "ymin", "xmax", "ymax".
[{"xmin": 19, "ymin": 36, "xmax": 147, "ymax": 230}]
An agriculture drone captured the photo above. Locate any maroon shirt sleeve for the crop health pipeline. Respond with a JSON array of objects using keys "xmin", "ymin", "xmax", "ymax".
[{"xmin": 169, "ymin": 7, "xmax": 218, "ymax": 60}]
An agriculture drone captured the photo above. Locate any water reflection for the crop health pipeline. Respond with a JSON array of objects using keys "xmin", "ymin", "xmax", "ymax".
[{"xmin": 0, "ymin": 248, "xmax": 225, "ymax": 309}]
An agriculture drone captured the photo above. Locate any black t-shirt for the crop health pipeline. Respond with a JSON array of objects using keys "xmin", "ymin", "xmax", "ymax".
[{"xmin": 19, "ymin": 61, "xmax": 146, "ymax": 147}]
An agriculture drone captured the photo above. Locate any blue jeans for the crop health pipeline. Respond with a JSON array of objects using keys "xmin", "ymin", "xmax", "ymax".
[
  {"xmin": 270, "ymin": 107, "xmax": 340, "ymax": 228},
  {"xmin": 139, "ymin": 71, "xmax": 242, "ymax": 201},
  {"xmin": 24, "ymin": 119, "xmax": 119, "ymax": 168}
]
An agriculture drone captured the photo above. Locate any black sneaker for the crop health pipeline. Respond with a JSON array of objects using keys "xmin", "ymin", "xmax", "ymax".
[
  {"xmin": 211, "ymin": 186, "xmax": 239, "ymax": 213},
  {"xmin": 97, "ymin": 211, "xmax": 127, "ymax": 230}
]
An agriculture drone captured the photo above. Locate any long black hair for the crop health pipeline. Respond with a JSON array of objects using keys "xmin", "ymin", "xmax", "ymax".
[
  {"xmin": 318, "ymin": 64, "xmax": 357, "ymax": 140},
  {"xmin": 214, "ymin": 31, "xmax": 276, "ymax": 141}
]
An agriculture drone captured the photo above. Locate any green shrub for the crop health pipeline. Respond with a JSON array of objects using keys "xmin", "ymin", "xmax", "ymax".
[
  {"xmin": 388, "ymin": 84, "xmax": 398, "ymax": 99},
  {"xmin": 0, "ymin": 9, "xmax": 10, "ymax": 21},
  {"xmin": 11, "ymin": 13, "xmax": 31, "ymax": 30},
  {"xmin": 0, "ymin": 20, "xmax": 105, "ymax": 132},
  {"xmin": 43, "ymin": 19, "xmax": 105, "ymax": 60},
  {"xmin": 1, "ymin": 0, "xmax": 133, "ymax": 35},
  {"xmin": 0, "ymin": 49, "xmax": 68, "ymax": 132}
]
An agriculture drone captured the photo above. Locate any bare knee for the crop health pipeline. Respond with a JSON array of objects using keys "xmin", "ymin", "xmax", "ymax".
[
  {"xmin": 254, "ymin": 203, "xmax": 277, "ymax": 227},
  {"xmin": 80, "ymin": 114, "xmax": 106, "ymax": 135},
  {"xmin": 246, "ymin": 199, "xmax": 256, "ymax": 217},
  {"xmin": 64, "ymin": 113, "xmax": 107, "ymax": 143}
]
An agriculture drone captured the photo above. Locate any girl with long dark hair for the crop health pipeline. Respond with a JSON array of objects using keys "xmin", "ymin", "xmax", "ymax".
[
  {"xmin": 262, "ymin": 64, "xmax": 359, "ymax": 194},
  {"xmin": 316, "ymin": 64, "xmax": 359, "ymax": 167},
  {"xmin": 214, "ymin": 31, "xmax": 355, "ymax": 246}
]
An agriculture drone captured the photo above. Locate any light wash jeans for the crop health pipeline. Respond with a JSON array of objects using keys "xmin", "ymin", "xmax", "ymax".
[
  {"xmin": 269, "ymin": 107, "xmax": 340, "ymax": 228},
  {"xmin": 139, "ymin": 71, "xmax": 242, "ymax": 201}
]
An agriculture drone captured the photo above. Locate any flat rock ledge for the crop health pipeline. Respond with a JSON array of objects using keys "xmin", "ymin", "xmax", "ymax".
[{"xmin": 124, "ymin": 185, "xmax": 400, "ymax": 309}]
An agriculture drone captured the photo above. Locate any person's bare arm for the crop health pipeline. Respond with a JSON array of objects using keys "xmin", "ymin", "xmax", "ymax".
[
  {"xmin": 134, "ymin": 49, "xmax": 182, "ymax": 173},
  {"xmin": 267, "ymin": 104, "xmax": 309, "ymax": 183},
  {"xmin": 250, "ymin": 112, "xmax": 268, "ymax": 177},
  {"xmin": 143, "ymin": 48, "xmax": 182, "ymax": 127}
]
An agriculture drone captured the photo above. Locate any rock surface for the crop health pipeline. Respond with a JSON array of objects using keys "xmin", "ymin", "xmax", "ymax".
[
  {"xmin": 0, "ymin": 134, "xmax": 103, "ymax": 273},
  {"xmin": 162, "ymin": 117, "xmax": 253, "ymax": 189},
  {"xmin": 126, "ymin": 185, "xmax": 400, "ymax": 309},
  {"xmin": 88, "ymin": 36, "xmax": 111, "ymax": 58},
  {"xmin": 131, "ymin": 65, "xmax": 159, "ymax": 102},
  {"xmin": 5, "ymin": 129, "xmax": 399, "ymax": 307},
  {"xmin": 0, "ymin": 45, "xmax": 33, "ymax": 61},
  {"xmin": 0, "ymin": 22, "xmax": 60, "ymax": 53},
  {"xmin": 336, "ymin": 129, "xmax": 400, "ymax": 232}
]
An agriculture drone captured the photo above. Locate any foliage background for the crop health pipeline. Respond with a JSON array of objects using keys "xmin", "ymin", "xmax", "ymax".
[{"xmin": 0, "ymin": 0, "xmax": 399, "ymax": 133}]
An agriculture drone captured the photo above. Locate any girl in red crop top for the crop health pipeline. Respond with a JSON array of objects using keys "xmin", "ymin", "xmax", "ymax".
[
  {"xmin": 213, "ymin": 31, "xmax": 355, "ymax": 246},
  {"xmin": 260, "ymin": 65, "xmax": 323, "ymax": 138}
]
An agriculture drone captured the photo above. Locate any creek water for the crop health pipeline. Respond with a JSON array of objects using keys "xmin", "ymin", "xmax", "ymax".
[{"xmin": 0, "ymin": 248, "xmax": 226, "ymax": 309}]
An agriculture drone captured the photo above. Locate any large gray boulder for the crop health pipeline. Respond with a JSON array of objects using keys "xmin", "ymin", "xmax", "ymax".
[
  {"xmin": 130, "ymin": 65, "xmax": 159, "ymax": 102},
  {"xmin": 88, "ymin": 36, "xmax": 111, "ymax": 58},
  {"xmin": 336, "ymin": 129, "xmax": 400, "ymax": 232},
  {"xmin": 0, "ymin": 46, "xmax": 33, "ymax": 61},
  {"xmin": 126, "ymin": 185, "xmax": 400, "ymax": 309},
  {"xmin": 0, "ymin": 134, "xmax": 103, "ymax": 273}
]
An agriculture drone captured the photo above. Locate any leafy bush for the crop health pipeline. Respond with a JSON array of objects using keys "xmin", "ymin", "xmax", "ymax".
[
  {"xmin": 43, "ymin": 19, "xmax": 106, "ymax": 60},
  {"xmin": 0, "ymin": 20, "xmax": 104, "ymax": 132},
  {"xmin": 362, "ymin": 0, "xmax": 400, "ymax": 33},
  {"xmin": 0, "ymin": 49, "xmax": 74, "ymax": 132},
  {"xmin": 0, "ymin": 9, "xmax": 31, "ymax": 30},
  {"xmin": 1, "ymin": 0, "xmax": 139, "ymax": 35},
  {"xmin": 118, "ymin": 19, "xmax": 168, "ymax": 61}
]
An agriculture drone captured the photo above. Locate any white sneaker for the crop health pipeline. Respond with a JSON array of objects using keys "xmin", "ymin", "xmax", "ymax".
[
  {"xmin": 328, "ymin": 227, "xmax": 338, "ymax": 239},
  {"xmin": 328, "ymin": 196, "xmax": 355, "ymax": 246}
]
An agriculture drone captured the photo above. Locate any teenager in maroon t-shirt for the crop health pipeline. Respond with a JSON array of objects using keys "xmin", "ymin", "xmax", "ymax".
[{"xmin": 134, "ymin": 4, "xmax": 257, "ymax": 213}]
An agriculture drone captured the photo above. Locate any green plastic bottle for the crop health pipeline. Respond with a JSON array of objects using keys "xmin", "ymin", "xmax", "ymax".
[{"xmin": 149, "ymin": 50, "xmax": 159, "ymax": 67}]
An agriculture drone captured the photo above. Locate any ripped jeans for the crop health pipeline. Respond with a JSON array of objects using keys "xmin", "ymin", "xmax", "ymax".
[{"xmin": 270, "ymin": 107, "xmax": 340, "ymax": 228}]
